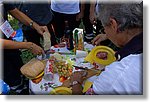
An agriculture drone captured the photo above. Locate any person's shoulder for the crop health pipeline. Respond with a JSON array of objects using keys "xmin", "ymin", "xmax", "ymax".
[
  {"xmin": 105, "ymin": 54, "xmax": 142, "ymax": 73},
  {"xmin": 120, "ymin": 54, "xmax": 142, "ymax": 65},
  {"xmin": 4, "ymin": 3, "xmax": 16, "ymax": 11}
]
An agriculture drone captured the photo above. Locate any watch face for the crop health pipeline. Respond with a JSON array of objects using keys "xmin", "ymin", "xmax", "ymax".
[{"xmin": 73, "ymin": 81, "xmax": 78, "ymax": 85}]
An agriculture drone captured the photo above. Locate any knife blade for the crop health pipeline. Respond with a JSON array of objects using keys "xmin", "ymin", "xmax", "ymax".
[
  {"xmin": 36, "ymin": 50, "xmax": 50, "ymax": 60},
  {"xmin": 46, "ymin": 50, "xmax": 72, "ymax": 55},
  {"xmin": 73, "ymin": 65, "xmax": 100, "ymax": 72}
]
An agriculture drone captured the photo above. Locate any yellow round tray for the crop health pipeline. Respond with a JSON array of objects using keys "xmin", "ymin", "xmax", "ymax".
[
  {"xmin": 92, "ymin": 46, "xmax": 116, "ymax": 65},
  {"xmin": 50, "ymin": 87, "xmax": 72, "ymax": 95}
]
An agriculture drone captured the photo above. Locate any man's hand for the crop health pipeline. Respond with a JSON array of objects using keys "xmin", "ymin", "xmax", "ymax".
[
  {"xmin": 70, "ymin": 71, "xmax": 87, "ymax": 84},
  {"xmin": 76, "ymin": 12, "xmax": 84, "ymax": 21},
  {"xmin": 89, "ymin": 13, "xmax": 96, "ymax": 24},
  {"xmin": 92, "ymin": 34, "xmax": 107, "ymax": 46},
  {"xmin": 33, "ymin": 23, "xmax": 49, "ymax": 36}
]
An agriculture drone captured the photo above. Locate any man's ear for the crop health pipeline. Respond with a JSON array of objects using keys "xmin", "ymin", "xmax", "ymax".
[{"xmin": 109, "ymin": 18, "xmax": 118, "ymax": 32}]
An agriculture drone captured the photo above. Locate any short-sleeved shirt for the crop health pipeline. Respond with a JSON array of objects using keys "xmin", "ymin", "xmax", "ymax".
[
  {"xmin": 3, "ymin": 3, "xmax": 15, "ymax": 21},
  {"xmin": 20, "ymin": 3, "xmax": 52, "ymax": 25},
  {"xmin": 51, "ymin": 0, "xmax": 80, "ymax": 14},
  {"xmin": 1, "ymin": 3, "xmax": 15, "ymax": 39},
  {"xmin": 93, "ymin": 33, "xmax": 143, "ymax": 95},
  {"xmin": 1, "ymin": 3, "xmax": 23, "ymax": 87},
  {"xmin": 93, "ymin": 54, "xmax": 143, "ymax": 94}
]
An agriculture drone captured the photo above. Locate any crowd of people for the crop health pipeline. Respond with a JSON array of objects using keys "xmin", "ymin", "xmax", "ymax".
[{"xmin": 0, "ymin": 0, "xmax": 143, "ymax": 95}]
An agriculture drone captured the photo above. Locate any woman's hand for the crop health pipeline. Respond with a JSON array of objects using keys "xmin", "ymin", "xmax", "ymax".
[
  {"xmin": 92, "ymin": 34, "xmax": 107, "ymax": 46},
  {"xmin": 27, "ymin": 42, "xmax": 44, "ymax": 55}
]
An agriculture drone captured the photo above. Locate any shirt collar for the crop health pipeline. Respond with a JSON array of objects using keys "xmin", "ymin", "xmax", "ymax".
[{"xmin": 115, "ymin": 32, "xmax": 143, "ymax": 61}]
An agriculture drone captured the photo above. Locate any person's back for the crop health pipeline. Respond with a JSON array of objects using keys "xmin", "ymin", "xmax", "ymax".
[{"xmin": 93, "ymin": 54, "xmax": 142, "ymax": 94}]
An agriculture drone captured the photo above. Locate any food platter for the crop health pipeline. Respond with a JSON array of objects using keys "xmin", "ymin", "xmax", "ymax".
[
  {"xmin": 85, "ymin": 46, "xmax": 116, "ymax": 65},
  {"xmin": 93, "ymin": 46, "xmax": 116, "ymax": 65}
]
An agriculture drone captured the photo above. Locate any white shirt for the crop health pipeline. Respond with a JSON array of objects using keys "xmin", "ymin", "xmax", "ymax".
[
  {"xmin": 93, "ymin": 54, "xmax": 143, "ymax": 94},
  {"xmin": 51, "ymin": 0, "xmax": 80, "ymax": 14}
]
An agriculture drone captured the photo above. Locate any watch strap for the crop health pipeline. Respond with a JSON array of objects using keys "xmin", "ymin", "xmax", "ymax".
[{"xmin": 70, "ymin": 80, "xmax": 81, "ymax": 87}]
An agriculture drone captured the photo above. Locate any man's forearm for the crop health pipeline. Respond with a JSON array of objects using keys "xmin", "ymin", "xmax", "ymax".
[
  {"xmin": 9, "ymin": 8, "xmax": 39, "ymax": 30},
  {"xmin": 9, "ymin": 8, "xmax": 32, "ymax": 26},
  {"xmin": 9, "ymin": 8, "xmax": 47, "ymax": 35},
  {"xmin": 80, "ymin": 0, "xmax": 85, "ymax": 13}
]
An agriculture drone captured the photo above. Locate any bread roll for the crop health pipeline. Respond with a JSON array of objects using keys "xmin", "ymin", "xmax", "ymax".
[
  {"xmin": 43, "ymin": 32, "xmax": 51, "ymax": 51},
  {"xmin": 20, "ymin": 58, "xmax": 46, "ymax": 79}
]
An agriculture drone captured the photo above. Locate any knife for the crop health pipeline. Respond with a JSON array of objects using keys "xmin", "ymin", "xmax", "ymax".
[
  {"xmin": 72, "ymin": 65, "xmax": 100, "ymax": 72},
  {"xmin": 45, "ymin": 50, "xmax": 73, "ymax": 55},
  {"xmin": 36, "ymin": 50, "xmax": 50, "ymax": 60}
]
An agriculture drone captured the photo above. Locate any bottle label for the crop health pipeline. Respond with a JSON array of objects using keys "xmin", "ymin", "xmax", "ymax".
[
  {"xmin": 43, "ymin": 60, "xmax": 54, "ymax": 81},
  {"xmin": 73, "ymin": 28, "xmax": 84, "ymax": 51}
]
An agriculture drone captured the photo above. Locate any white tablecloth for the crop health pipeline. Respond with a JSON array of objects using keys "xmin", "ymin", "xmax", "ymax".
[{"xmin": 29, "ymin": 42, "xmax": 98, "ymax": 94}]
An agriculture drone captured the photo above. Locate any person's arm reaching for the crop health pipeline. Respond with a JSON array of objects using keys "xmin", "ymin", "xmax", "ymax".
[
  {"xmin": 76, "ymin": 0, "xmax": 85, "ymax": 21},
  {"xmin": 89, "ymin": 0, "xmax": 96, "ymax": 24},
  {"xmin": 92, "ymin": 34, "xmax": 107, "ymax": 46},
  {"xmin": 0, "ymin": 38, "xmax": 44, "ymax": 55},
  {"xmin": 8, "ymin": 8, "xmax": 49, "ymax": 35}
]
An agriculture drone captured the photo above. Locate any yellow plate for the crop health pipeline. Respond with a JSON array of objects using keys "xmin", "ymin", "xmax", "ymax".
[
  {"xmin": 92, "ymin": 46, "xmax": 116, "ymax": 65},
  {"xmin": 50, "ymin": 87, "xmax": 72, "ymax": 95}
]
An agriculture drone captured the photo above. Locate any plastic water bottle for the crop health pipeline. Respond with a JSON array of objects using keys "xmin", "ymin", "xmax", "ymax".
[{"xmin": 0, "ymin": 79, "xmax": 10, "ymax": 95}]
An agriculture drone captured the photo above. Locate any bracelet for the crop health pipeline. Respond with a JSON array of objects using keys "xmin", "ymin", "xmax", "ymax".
[{"xmin": 29, "ymin": 43, "xmax": 34, "ymax": 51}]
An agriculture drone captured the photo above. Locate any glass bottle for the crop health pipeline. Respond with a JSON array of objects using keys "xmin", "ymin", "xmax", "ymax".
[{"xmin": 64, "ymin": 21, "xmax": 74, "ymax": 50}]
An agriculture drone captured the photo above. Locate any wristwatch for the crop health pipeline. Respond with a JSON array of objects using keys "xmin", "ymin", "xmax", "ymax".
[
  {"xmin": 70, "ymin": 81, "xmax": 80, "ymax": 86},
  {"xmin": 29, "ymin": 21, "xmax": 34, "ymax": 27}
]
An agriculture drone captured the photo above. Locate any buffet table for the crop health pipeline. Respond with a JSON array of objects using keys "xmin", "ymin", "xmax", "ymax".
[{"xmin": 29, "ymin": 42, "xmax": 100, "ymax": 95}]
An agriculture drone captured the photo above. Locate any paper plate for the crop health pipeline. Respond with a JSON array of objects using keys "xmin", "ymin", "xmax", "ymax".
[
  {"xmin": 50, "ymin": 87, "xmax": 72, "ymax": 95},
  {"xmin": 92, "ymin": 46, "xmax": 116, "ymax": 65},
  {"xmin": 34, "ymin": 71, "xmax": 44, "ymax": 79},
  {"xmin": 28, "ymin": 71, "xmax": 44, "ymax": 80},
  {"xmin": 85, "ymin": 46, "xmax": 116, "ymax": 65}
]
